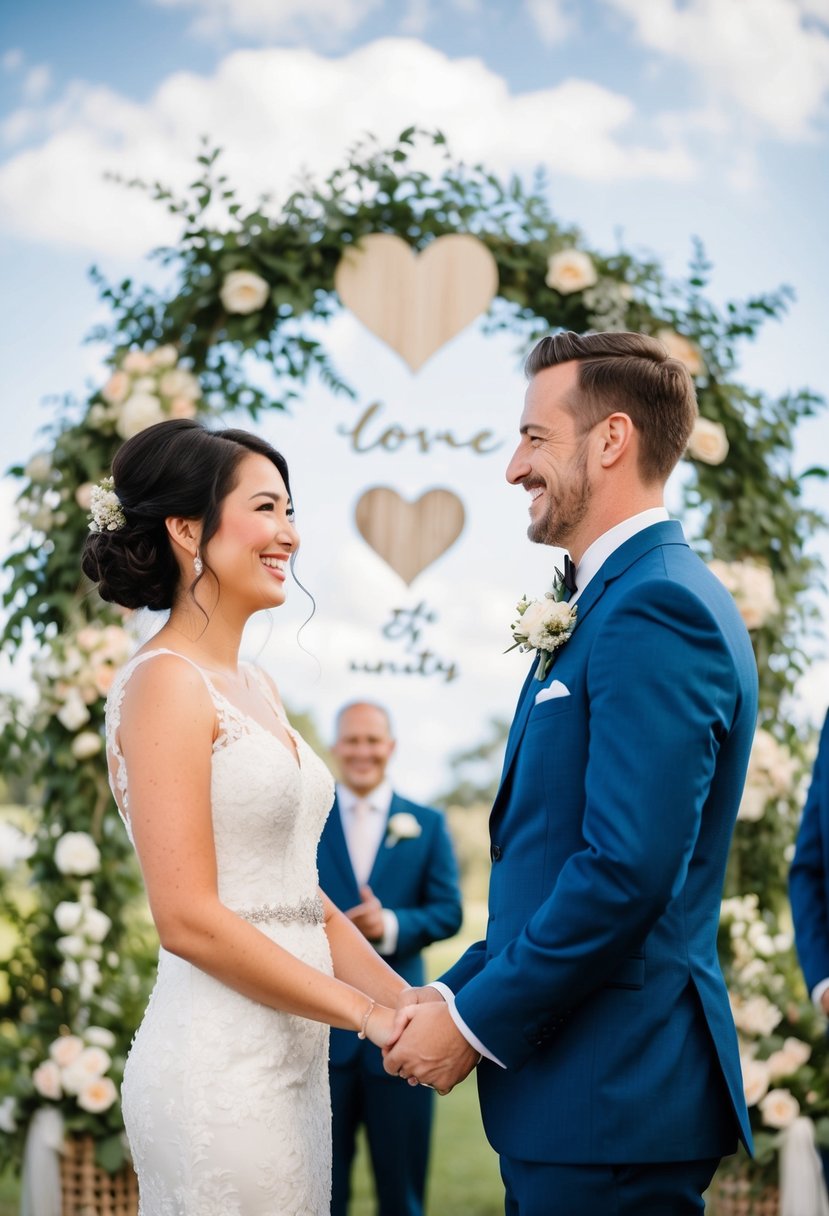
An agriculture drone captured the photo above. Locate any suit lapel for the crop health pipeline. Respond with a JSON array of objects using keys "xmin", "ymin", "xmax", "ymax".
[
  {"xmin": 367, "ymin": 794, "xmax": 398, "ymax": 889},
  {"xmin": 323, "ymin": 796, "xmax": 361, "ymax": 896},
  {"xmin": 494, "ymin": 522, "xmax": 689, "ymax": 808}
]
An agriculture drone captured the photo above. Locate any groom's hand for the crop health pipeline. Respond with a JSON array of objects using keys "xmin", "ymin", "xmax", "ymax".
[
  {"xmin": 394, "ymin": 985, "xmax": 444, "ymax": 1010},
  {"xmin": 345, "ymin": 885, "xmax": 384, "ymax": 942},
  {"xmin": 382, "ymin": 1001, "xmax": 479, "ymax": 1095}
]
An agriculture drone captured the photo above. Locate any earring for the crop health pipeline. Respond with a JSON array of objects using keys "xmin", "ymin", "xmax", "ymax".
[{"xmin": 194, "ymin": 553, "xmax": 203, "ymax": 577}]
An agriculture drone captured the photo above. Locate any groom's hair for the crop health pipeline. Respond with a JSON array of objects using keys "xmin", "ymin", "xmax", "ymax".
[{"xmin": 524, "ymin": 331, "xmax": 698, "ymax": 483}]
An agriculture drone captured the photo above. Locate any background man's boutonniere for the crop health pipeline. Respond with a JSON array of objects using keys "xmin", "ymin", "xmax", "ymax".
[
  {"xmin": 385, "ymin": 811, "xmax": 422, "ymax": 846},
  {"xmin": 506, "ymin": 573, "xmax": 577, "ymax": 681}
]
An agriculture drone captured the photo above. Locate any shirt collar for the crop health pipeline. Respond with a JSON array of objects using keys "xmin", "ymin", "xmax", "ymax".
[
  {"xmin": 570, "ymin": 507, "xmax": 670, "ymax": 603},
  {"xmin": 336, "ymin": 780, "xmax": 393, "ymax": 816}
]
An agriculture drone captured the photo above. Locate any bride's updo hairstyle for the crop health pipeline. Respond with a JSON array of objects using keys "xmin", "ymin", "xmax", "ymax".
[{"xmin": 82, "ymin": 418, "xmax": 292, "ymax": 611}]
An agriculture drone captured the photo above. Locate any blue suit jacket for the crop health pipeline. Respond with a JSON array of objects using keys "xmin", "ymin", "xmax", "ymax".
[
  {"xmin": 790, "ymin": 711, "xmax": 829, "ymax": 995},
  {"xmin": 318, "ymin": 791, "xmax": 463, "ymax": 1070},
  {"xmin": 441, "ymin": 521, "xmax": 758, "ymax": 1165}
]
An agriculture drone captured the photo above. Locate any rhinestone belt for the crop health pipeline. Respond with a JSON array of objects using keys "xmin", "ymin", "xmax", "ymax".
[{"xmin": 237, "ymin": 895, "xmax": 325, "ymax": 926}]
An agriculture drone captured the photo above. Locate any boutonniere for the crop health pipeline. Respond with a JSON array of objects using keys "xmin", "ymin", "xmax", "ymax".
[
  {"xmin": 506, "ymin": 569, "xmax": 577, "ymax": 682},
  {"xmin": 385, "ymin": 812, "xmax": 422, "ymax": 846}
]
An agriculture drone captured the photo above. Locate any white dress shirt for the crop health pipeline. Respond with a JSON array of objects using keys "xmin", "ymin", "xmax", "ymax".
[
  {"xmin": 336, "ymin": 781, "xmax": 399, "ymax": 956},
  {"xmin": 436, "ymin": 507, "xmax": 672, "ymax": 1067}
]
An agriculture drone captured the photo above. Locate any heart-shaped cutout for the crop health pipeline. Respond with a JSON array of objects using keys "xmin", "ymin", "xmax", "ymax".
[
  {"xmin": 355, "ymin": 487, "xmax": 466, "ymax": 585},
  {"xmin": 335, "ymin": 233, "xmax": 499, "ymax": 372}
]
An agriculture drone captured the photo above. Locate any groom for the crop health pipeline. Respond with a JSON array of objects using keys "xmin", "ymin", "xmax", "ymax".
[{"xmin": 384, "ymin": 331, "xmax": 758, "ymax": 1214}]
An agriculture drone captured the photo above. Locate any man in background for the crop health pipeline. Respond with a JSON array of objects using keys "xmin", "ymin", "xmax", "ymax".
[{"xmin": 317, "ymin": 700, "xmax": 463, "ymax": 1216}]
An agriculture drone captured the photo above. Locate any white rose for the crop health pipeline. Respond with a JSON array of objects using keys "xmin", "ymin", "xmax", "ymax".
[
  {"xmin": 519, "ymin": 601, "xmax": 548, "ymax": 635},
  {"xmin": 708, "ymin": 560, "xmax": 779, "ymax": 631},
  {"xmin": 0, "ymin": 1096, "xmax": 17, "ymax": 1133},
  {"xmin": 48, "ymin": 1034, "xmax": 84, "ymax": 1068},
  {"xmin": 220, "ymin": 269, "xmax": 270, "ymax": 314},
  {"xmin": 79, "ymin": 957, "xmax": 102, "ymax": 1000},
  {"xmin": 71, "ymin": 730, "xmax": 102, "ymax": 761},
  {"xmin": 32, "ymin": 1060, "xmax": 62, "ymax": 1100},
  {"xmin": 741, "ymin": 1056, "xmax": 770, "ymax": 1107},
  {"xmin": 759, "ymin": 1087, "xmax": 800, "ymax": 1129},
  {"xmin": 91, "ymin": 664, "xmax": 117, "ymax": 698},
  {"xmin": 84, "ymin": 1026, "xmax": 116, "ymax": 1050},
  {"xmin": 24, "ymin": 452, "xmax": 52, "ymax": 482},
  {"xmin": 687, "ymin": 417, "xmax": 728, "ymax": 465},
  {"xmin": 54, "ymin": 901, "xmax": 84, "ymax": 933},
  {"xmin": 150, "ymin": 344, "xmax": 178, "ymax": 368},
  {"xmin": 732, "ymin": 994, "xmax": 783, "ymax": 1037},
  {"xmin": 121, "ymin": 350, "xmax": 154, "ymax": 374},
  {"xmin": 116, "ymin": 392, "xmax": 166, "ymax": 439},
  {"xmin": 100, "ymin": 370, "xmax": 130, "ymax": 405},
  {"xmin": 77, "ymin": 1076, "xmax": 118, "ymax": 1114},
  {"xmin": 159, "ymin": 368, "xmax": 200, "ymax": 400},
  {"xmin": 57, "ymin": 934, "xmax": 87, "ymax": 959},
  {"xmin": 738, "ymin": 785, "xmax": 768, "ymax": 822},
  {"xmin": 386, "ymin": 812, "xmax": 422, "ymax": 843},
  {"xmin": 56, "ymin": 688, "xmax": 91, "ymax": 732},
  {"xmin": 656, "ymin": 328, "xmax": 704, "ymax": 376},
  {"xmin": 75, "ymin": 482, "xmax": 94, "ymax": 510},
  {"xmin": 131, "ymin": 375, "xmax": 157, "ymax": 394},
  {"xmin": 767, "ymin": 1037, "xmax": 811, "ymax": 1079},
  {"xmin": 545, "ymin": 249, "xmax": 598, "ymax": 295},
  {"xmin": 0, "ymin": 821, "xmax": 35, "ymax": 870},
  {"xmin": 54, "ymin": 831, "xmax": 100, "ymax": 876},
  {"xmin": 82, "ymin": 907, "xmax": 112, "ymax": 943}
]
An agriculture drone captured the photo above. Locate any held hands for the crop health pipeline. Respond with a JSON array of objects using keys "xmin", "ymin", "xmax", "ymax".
[
  {"xmin": 346, "ymin": 885, "xmax": 384, "ymax": 942},
  {"xmin": 382, "ymin": 998, "xmax": 480, "ymax": 1096}
]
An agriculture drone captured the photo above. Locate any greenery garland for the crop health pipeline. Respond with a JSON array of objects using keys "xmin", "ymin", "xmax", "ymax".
[{"xmin": 0, "ymin": 127, "xmax": 825, "ymax": 1182}]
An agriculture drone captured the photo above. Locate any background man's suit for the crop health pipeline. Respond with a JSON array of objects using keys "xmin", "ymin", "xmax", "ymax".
[
  {"xmin": 440, "ymin": 519, "xmax": 758, "ymax": 1206},
  {"xmin": 318, "ymin": 789, "xmax": 462, "ymax": 1216}
]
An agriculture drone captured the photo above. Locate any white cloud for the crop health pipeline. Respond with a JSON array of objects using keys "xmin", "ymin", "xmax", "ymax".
[
  {"xmin": 2, "ymin": 49, "xmax": 24, "ymax": 73},
  {"xmin": 22, "ymin": 65, "xmax": 52, "ymax": 104},
  {"xmin": 604, "ymin": 0, "xmax": 829, "ymax": 138},
  {"xmin": 399, "ymin": 0, "xmax": 432, "ymax": 36},
  {"xmin": 0, "ymin": 39, "xmax": 695, "ymax": 257},
  {"xmin": 524, "ymin": 0, "xmax": 576, "ymax": 45},
  {"xmin": 151, "ymin": 0, "xmax": 381, "ymax": 44}
]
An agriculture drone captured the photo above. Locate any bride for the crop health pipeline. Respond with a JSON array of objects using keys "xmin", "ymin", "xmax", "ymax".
[{"xmin": 82, "ymin": 417, "xmax": 409, "ymax": 1216}]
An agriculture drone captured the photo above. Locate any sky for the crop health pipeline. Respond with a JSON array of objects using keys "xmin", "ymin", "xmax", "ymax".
[{"xmin": 1, "ymin": 0, "xmax": 828, "ymax": 800}]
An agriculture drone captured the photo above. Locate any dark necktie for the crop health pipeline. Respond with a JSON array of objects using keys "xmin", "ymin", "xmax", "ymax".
[{"xmin": 563, "ymin": 554, "xmax": 578, "ymax": 595}]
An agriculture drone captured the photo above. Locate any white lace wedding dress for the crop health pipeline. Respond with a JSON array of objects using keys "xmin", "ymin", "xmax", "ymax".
[{"xmin": 106, "ymin": 649, "xmax": 336, "ymax": 1216}]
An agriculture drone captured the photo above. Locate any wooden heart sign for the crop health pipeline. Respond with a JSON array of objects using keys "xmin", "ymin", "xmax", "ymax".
[
  {"xmin": 335, "ymin": 233, "xmax": 499, "ymax": 372},
  {"xmin": 355, "ymin": 487, "xmax": 466, "ymax": 585}
]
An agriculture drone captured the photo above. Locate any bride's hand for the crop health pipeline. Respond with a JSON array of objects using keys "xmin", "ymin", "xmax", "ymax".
[{"xmin": 362, "ymin": 1003, "xmax": 400, "ymax": 1050}]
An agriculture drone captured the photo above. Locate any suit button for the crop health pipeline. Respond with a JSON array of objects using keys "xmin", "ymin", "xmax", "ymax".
[{"xmin": 490, "ymin": 844, "xmax": 502, "ymax": 862}]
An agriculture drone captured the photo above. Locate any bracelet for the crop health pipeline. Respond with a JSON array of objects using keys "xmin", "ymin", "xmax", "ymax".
[{"xmin": 357, "ymin": 999, "xmax": 376, "ymax": 1040}]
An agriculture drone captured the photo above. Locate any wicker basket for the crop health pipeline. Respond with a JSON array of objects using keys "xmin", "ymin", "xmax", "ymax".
[
  {"xmin": 708, "ymin": 1167, "xmax": 779, "ymax": 1216},
  {"xmin": 60, "ymin": 1135, "xmax": 138, "ymax": 1216}
]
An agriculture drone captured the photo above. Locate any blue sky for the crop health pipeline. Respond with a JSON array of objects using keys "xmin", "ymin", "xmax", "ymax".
[{"xmin": 1, "ymin": 0, "xmax": 828, "ymax": 795}]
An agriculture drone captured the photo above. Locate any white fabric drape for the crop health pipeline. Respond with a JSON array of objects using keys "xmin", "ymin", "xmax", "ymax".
[
  {"xmin": 20, "ymin": 1107, "xmax": 64, "ymax": 1216},
  {"xmin": 780, "ymin": 1115, "xmax": 829, "ymax": 1216}
]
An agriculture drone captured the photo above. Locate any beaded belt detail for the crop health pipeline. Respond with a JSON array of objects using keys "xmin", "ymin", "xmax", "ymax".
[{"xmin": 237, "ymin": 895, "xmax": 325, "ymax": 926}]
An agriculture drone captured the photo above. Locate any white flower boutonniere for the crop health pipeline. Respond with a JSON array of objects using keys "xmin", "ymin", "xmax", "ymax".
[
  {"xmin": 506, "ymin": 571, "xmax": 577, "ymax": 682},
  {"xmin": 385, "ymin": 812, "xmax": 422, "ymax": 847}
]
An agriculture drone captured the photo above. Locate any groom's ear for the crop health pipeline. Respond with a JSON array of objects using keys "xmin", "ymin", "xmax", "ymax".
[{"xmin": 597, "ymin": 412, "xmax": 635, "ymax": 469}]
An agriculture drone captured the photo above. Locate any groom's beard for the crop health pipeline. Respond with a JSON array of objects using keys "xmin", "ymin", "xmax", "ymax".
[{"xmin": 528, "ymin": 445, "xmax": 591, "ymax": 548}]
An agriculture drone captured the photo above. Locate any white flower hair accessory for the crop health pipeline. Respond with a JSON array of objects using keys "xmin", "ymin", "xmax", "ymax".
[{"xmin": 88, "ymin": 477, "xmax": 126, "ymax": 533}]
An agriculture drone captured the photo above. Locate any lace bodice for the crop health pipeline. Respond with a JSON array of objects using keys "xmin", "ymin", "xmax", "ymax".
[{"xmin": 105, "ymin": 648, "xmax": 334, "ymax": 912}]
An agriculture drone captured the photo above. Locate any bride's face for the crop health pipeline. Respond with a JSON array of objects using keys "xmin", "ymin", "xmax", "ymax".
[{"xmin": 204, "ymin": 452, "xmax": 299, "ymax": 613}]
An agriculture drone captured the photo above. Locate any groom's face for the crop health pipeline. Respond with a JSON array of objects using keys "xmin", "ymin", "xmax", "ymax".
[{"xmin": 507, "ymin": 361, "xmax": 592, "ymax": 549}]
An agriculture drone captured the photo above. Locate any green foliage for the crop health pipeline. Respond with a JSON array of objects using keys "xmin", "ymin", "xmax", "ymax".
[{"xmin": 0, "ymin": 127, "xmax": 825, "ymax": 1184}]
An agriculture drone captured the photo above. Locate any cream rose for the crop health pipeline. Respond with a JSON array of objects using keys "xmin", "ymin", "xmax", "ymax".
[
  {"xmin": 687, "ymin": 417, "xmax": 728, "ymax": 465},
  {"xmin": 150, "ymin": 344, "xmax": 178, "ymax": 368},
  {"xmin": 731, "ymin": 993, "xmax": 783, "ymax": 1037},
  {"xmin": 767, "ymin": 1037, "xmax": 811, "ymax": 1080},
  {"xmin": 49, "ymin": 1034, "xmax": 84, "ymax": 1069},
  {"xmin": 56, "ymin": 689, "xmax": 91, "ymax": 732},
  {"xmin": 32, "ymin": 1060, "xmax": 62, "ymax": 1100},
  {"xmin": 116, "ymin": 392, "xmax": 166, "ymax": 439},
  {"xmin": 84, "ymin": 1026, "xmax": 116, "ymax": 1050},
  {"xmin": 54, "ymin": 901, "xmax": 84, "ymax": 933},
  {"xmin": 71, "ymin": 730, "xmax": 102, "ymax": 761},
  {"xmin": 74, "ymin": 482, "xmax": 95, "ymax": 510},
  {"xmin": 121, "ymin": 350, "xmax": 154, "ymax": 374},
  {"xmin": 101, "ymin": 370, "xmax": 130, "ymax": 406},
  {"xmin": 24, "ymin": 452, "xmax": 52, "ymax": 483},
  {"xmin": 545, "ymin": 249, "xmax": 598, "ymax": 295},
  {"xmin": 656, "ymin": 328, "xmax": 704, "ymax": 376},
  {"xmin": 741, "ymin": 1056, "xmax": 771, "ymax": 1107},
  {"xmin": 519, "ymin": 601, "xmax": 548, "ymax": 635},
  {"xmin": 759, "ymin": 1087, "xmax": 800, "ymax": 1129},
  {"xmin": 77, "ymin": 1076, "xmax": 118, "ymax": 1114},
  {"xmin": 708, "ymin": 559, "xmax": 779, "ymax": 631},
  {"xmin": 168, "ymin": 395, "xmax": 199, "ymax": 419},
  {"xmin": 54, "ymin": 831, "xmax": 101, "ymax": 876},
  {"xmin": 159, "ymin": 368, "xmax": 200, "ymax": 400},
  {"xmin": 220, "ymin": 270, "xmax": 270, "ymax": 314}
]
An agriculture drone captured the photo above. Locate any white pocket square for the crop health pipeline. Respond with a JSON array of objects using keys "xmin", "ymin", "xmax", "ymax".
[{"xmin": 535, "ymin": 680, "xmax": 571, "ymax": 705}]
